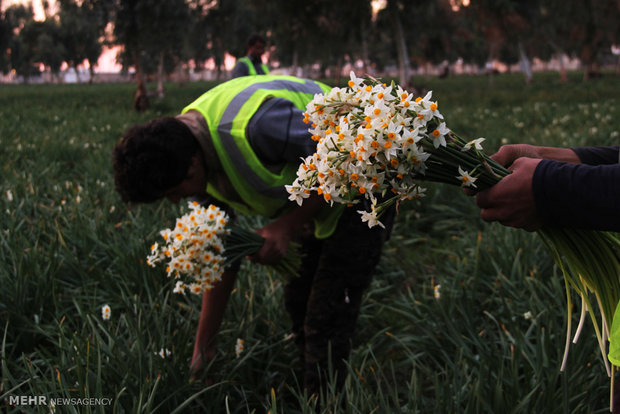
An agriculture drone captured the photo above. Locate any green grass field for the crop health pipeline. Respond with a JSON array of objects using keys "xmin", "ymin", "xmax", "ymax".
[{"xmin": 1, "ymin": 71, "xmax": 619, "ymax": 413}]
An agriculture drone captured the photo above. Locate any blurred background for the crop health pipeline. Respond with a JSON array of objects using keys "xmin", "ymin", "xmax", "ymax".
[{"xmin": 1, "ymin": 0, "xmax": 619, "ymax": 88}]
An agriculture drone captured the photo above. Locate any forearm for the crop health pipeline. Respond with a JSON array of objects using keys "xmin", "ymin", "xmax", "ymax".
[
  {"xmin": 533, "ymin": 161, "xmax": 620, "ymax": 231},
  {"xmin": 534, "ymin": 146, "xmax": 581, "ymax": 163},
  {"xmin": 491, "ymin": 144, "xmax": 580, "ymax": 168},
  {"xmin": 252, "ymin": 194, "xmax": 325, "ymax": 264},
  {"xmin": 193, "ymin": 270, "xmax": 238, "ymax": 353}
]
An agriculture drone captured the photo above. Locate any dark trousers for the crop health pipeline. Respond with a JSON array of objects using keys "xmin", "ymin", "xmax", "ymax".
[{"xmin": 283, "ymin": 203, "xmax": 395, "ymax": 395}]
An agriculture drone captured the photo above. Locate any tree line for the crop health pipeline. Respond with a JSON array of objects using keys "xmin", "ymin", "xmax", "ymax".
[{"xmin": 1, "ymin": 0, "xmax": 619, "ymax": 90}]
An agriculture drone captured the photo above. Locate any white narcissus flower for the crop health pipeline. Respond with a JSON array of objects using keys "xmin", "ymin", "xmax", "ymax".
[
  {"xmin": 156, "ymin": 348, "xmax": 172, "ymax": 359},
  {"xmin": 358, "ymin": 198, "xmax": 386, "ymax": 229},
  {"xmin": 235, "ymin": 338, "xmax": 245, "ymax": 358},
  {"xmin": 101, "ymin": 304, "xmax": 111, "ymax": 320},
  {"xmin": 461, "ymin": 137, "xmax": 486, "ymax": 152},
  {"xmin": 364, "ymin": 99, "xmax": 390, "ymax": 120},
  {"xmin": 434, "ymin": 284, "xmax": 441, "ymax": 299},
  {"xmin": 408, "ymin": 185, "xmax": 427, "ymax": 200},
  {"xmin": 285, "ymin": 185, "xmax": 309, "ymax": 206},
  {"xmin": 347, "ymin": 71, "xmax": 365, "ymax": 89},
  {"xmin": 173, "ymin": 281, "xmax": 186, "ymax": 294},
  {"xmin": 430, "ymin": 122, "xmax": 450, "ymax": 148},
  {"xmin": 456, "ymin": 166, "xmax": 477, "ymax": 188}
]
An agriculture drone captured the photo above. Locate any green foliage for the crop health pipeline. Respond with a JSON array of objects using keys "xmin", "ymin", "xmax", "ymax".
[
  {"xmin": 3, "ymin": 1, "xmax": 620, "ymax": 85},
  {"xmin": 6, "ymin": 16, "xmax": 67, "ymax": 80},
  {"xmin": 57, "ymin": 0, "xmax": 113, "ymax": 73},
  {"xmin": 113, "ymin": 0, "xmax": 192, "ymax": 75},
  {"xmin": 1, "ymin": 73, "xmax": 619, "ymax": 413}
]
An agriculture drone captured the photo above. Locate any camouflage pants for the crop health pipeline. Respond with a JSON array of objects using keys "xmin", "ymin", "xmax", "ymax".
[{"xmin": 283, "ymin": 203, "xmax": 395, "ymax": 396}]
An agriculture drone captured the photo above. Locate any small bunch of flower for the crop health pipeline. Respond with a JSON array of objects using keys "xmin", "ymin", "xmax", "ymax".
[
  {"xmin": 147, "ymin": 201, "xmax": 228, "ymax": 295},
  {"xmin": 286, "ymin": 71, "xmax": 508, "ymax": 227},
  {"xmin": 147, "ymin": 202, "xmax": 303, "ymax": 293}
]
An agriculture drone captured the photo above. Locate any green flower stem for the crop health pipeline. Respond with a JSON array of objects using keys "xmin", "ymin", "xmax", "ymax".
[{"xmin": 224, "ymin": 226, "xmax": 302, "ymax": 278}]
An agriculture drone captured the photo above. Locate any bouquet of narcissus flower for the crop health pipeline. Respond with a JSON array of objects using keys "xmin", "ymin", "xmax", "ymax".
[
  {"xmin": 290, "ymin": 71, "xmax": 620, "ymax": 408},
  {"xmin": 147, "ymin": 202, "xmax": 302, "ymax": 295},
  {"xmin": 147, "ymin": 202, "xmax": 229, "ymax": 295},
  {"xmin": 286, "ymin": 71, "xmax": 510, "ymax": 228}
]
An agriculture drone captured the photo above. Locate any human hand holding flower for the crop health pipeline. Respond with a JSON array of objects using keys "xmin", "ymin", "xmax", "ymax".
[
  {"xmin": 250, "ymin": 194, "xmax": 324, "ymax": 265},
  {"xmin": 475, "ymin": 157, "xmax": 543, "ymax": 231},
  {"xmin": 251, "ymin": 221, "xmax": 293, "ymax": 265}
]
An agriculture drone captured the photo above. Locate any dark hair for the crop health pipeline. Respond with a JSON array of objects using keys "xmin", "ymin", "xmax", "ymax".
[
  {"xmin": 113, "ymin": 117, "xmax": 199, "ymax": 203},
  {"xmin": 247, "ymin": 34, "xmax": 266, "ymax": 48}
]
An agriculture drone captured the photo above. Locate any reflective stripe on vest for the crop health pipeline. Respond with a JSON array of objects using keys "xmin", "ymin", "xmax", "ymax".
[{"xmin": 238, "ymin": 56, "xmax": 269, "ymax": 75}]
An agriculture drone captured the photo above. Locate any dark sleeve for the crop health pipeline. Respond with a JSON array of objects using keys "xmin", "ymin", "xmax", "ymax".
[
  {"xmin": 533, "ymin": 159, "xmax": 620, "ymax": 231},
  {"xmin": 246, "ymin": 97, "xmax": 317, "ymax": 164},
  {"xmin": 572, "ymin": 146, "xmax": 620, "ymax": 165},
  {"xmin": 231, "ymin": 61, "xmax": 249, "ymax": 78}
]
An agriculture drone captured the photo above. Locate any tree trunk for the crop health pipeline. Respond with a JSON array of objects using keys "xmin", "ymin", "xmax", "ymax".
[
  {"xmin": 214, "ymin": 52, "xmax": 223, "ymax": 81},
  {"xmin": 133, "ymin": 52, "xmax": 149, "ymax": 112},
  {"xmin": 390, "ymin": 1, "xmax": 410, "ymax": 88},
  {"xmin": 582, "ymin": 44, "xmax": 593, "ymax": 81},
  {"xmin": 557, "ymin": 53, "xmax": 568, "ymax": 83},
  {"xmin": 360, "ymin": 19, "xmax": 369, "ymax": 75},
  {"xmin": 518, "ymin": 42, "xmax": 532, "ymax": 84},
  {"xmin": 547, "ymin": 38, "xmax": 568, "ymax": 83},
  {"xmin": 156, "ymin": 52, "xmax": 165, "ymax": 98},
  {"xmin": 335, "ymin": 55, "xmax": 343, "ymax": 86},
  {"xmin": 291, "ymin": 49, "xmax": 299, "ymax": 77},
  {"xmin": 88, "ymin": 59, "xmax": 96, "ymax": 84},
  {"xmin": 74, "ymin": 64, "xmax": 81, "ymax": 83}
]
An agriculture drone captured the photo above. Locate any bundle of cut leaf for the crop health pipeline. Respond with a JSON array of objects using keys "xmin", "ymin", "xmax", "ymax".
[{"xmin": 224, "ymin": 226, "xmax": 303, "ymax": 277}]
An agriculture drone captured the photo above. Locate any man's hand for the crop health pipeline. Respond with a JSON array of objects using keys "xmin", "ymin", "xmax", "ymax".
[
  {"xmin": 190, "ymin": 344, "xmax": 215, "ymax": 383},
  {"xmin": 475, "ymin": 157, "xmax": 543, "ymax": 231},
  {"xmin": 249, "ymin": 193, "xmax": 325, "ymax": 265},
  {"xmin": 251, "ymin": 220, "xmax": 294, "ymax": 265}
]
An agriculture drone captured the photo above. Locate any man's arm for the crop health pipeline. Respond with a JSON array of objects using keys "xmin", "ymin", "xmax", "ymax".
[
  {"xmin": 190, "ymin": 269, "xmax": 238, "ymax": 378},
  {"xmin": 476, "ymin": 144, "xmax": 620, "ymax": 232},
  {"xmin": 475, "ymin": 144, "xmax": 580, "ymax": 231},
  {"xmin": 250, "ymin": 194, "xmax": 325, "ymax": 264}
]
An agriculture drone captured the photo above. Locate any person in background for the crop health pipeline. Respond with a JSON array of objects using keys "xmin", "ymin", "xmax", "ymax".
[
  {"xmin": 231, "ymin": 34, "xmax": 270, "ymax": 78},
  {"xmin": 112, "ymin": 75, "xmax": 395, "ymax": 401}
]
